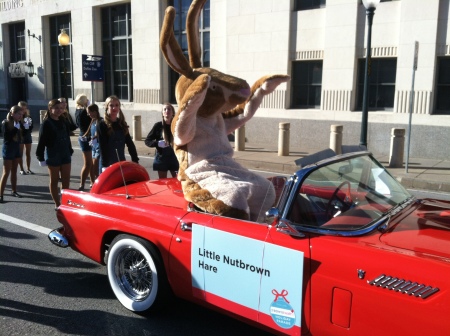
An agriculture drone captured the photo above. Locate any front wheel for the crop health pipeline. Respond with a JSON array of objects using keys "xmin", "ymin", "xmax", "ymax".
[{"xmin": 107, "ymin": 234, "xmax": 166, "ymax": 312}]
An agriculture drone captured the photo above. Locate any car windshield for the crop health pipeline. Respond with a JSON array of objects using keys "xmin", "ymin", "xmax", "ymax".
[{"xmin": 287, "ymin": 154, "xmax": 412, "ymax": 231}]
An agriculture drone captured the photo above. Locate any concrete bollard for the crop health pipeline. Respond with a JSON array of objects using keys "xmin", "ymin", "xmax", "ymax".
[
  {"xmin": 40, "ymin": 110, "xmax": 47, "ymax": 124},
  {"xmin": 235, "ymin": 125, "xmax": 245, "ymax": 151},
  {"xmin": 330, "ymin": 125, "xmax": 343, "ymax": 155},
  {"xmin": 278, "ymin": 122, "xmax": 290, "ymax": 156},
  {"xmin": 132, "ymin": 115, "xmax": 142, "ymax": 141},
  {"xmin": 388, "ymin": 128, "xmax": 405, "ymax": 168}
]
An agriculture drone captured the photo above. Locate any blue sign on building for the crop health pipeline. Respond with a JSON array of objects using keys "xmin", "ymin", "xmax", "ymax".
[{"xmin": 82, "ymin": 54, "xmax": 104, "ymax": 81}]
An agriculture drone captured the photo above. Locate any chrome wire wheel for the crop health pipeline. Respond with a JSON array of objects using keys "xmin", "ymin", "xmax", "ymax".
[
  {"xmin": 115, "ymin": 247, "xmax": 152, "ymax": 302},
  {"xmin": 107, "ymin": 235, "xmax": 159, "ymax": 312}
]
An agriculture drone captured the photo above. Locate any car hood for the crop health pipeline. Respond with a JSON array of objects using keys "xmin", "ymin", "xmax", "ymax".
[{"xmin": 380, "ymin": 199, "xmax": 450, "ymax": 260}]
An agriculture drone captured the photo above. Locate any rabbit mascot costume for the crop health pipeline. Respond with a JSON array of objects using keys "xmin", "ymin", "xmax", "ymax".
[{"xmin": 160, "ymin": 0, "xmax": 289, "ymax": 221}]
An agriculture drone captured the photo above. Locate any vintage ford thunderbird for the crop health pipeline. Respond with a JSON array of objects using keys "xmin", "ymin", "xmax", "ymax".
[{"xmin": 49, "ymin": 150, "xmax": 450, "ymax": 335}]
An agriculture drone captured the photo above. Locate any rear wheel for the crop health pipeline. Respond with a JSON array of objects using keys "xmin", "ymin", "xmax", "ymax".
[{"xmin": 107, "ymin": 234, "xmax": 166, "ymax": 312}]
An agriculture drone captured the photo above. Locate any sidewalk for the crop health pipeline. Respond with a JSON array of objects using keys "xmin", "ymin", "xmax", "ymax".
[
  {"xmin": 132, "ymin": 139, "xmax": 450, "ymax": 194},
  {"xmin": 65, "ymin": 131, "xmax": 449, "ymax": 194}
]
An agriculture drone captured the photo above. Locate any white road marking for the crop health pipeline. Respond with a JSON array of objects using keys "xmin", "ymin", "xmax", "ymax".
[{"xmin": 0, "ymin": 214, "xmax": 51, "ymax": 235}]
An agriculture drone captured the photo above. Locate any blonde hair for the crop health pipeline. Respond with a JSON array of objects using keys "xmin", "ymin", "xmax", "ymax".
[
  {"xmin": 5, "ymin": 105, "xmax": 23, "ymax": 142},
  {"xmin": 75, "ymin": 94, "xmax": 88, "ymax": 109}
]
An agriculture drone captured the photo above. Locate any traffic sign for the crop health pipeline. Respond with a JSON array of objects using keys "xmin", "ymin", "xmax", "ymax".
[{"xmin": 82, "ymin": 54, "xmax": 104, "ymax": 81}]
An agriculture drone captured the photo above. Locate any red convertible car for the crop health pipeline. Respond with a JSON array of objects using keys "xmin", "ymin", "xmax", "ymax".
[{"xmin": 49, "ymin": 150, "xmax": 450, "ymax": 335}]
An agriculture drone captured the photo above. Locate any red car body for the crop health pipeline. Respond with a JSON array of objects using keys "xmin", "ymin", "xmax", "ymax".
[{"xmin": 49, "ymin": 151, "xmax": 450, "ymax": 335}]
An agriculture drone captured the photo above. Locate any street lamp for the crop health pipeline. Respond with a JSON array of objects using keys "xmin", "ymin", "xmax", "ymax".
[
  {"xmin": 359, "ymin": 0, "xmax": 380, "ymax": 148},
  {"xmin": 26, "ymin": 29, "xmax": 41, "ymax": 77},
  {"xmin": 58, "ymin": 28, "xmax": 70, "ymax": 101}
]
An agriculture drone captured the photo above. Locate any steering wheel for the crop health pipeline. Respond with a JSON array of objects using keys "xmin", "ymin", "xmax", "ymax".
[{"xmin": 326, "ymin": 181, "xmax": 353, "ymax": 218}]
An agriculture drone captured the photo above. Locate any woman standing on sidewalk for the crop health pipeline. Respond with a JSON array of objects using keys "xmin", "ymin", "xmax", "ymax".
[
  {"xmin": 98, "ymin": 95, "xmax": 139, "ymax": 172},
  {"xmin": 0, "ymin": 105, "xmax": 24, "ymax": 203},
  {"xmin": 84, "ymin": 103, "xmax": 102, "ymax": 181},
  {"xmin": 75, "ymin": 94, "xmax": 94, "ymax": 190},
  {"xmin": 36, "ymin": 99, "xmax": 73, "ymax": 209},
  {"xmin": 145, "ymin": 103, "xmax": 178, "ymax": 178},
  {"xmin": 18, "ymin": 101, "xmax": 34, "ymax": 175}
]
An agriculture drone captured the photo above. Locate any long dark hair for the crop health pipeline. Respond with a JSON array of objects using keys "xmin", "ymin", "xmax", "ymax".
[
  {"xmin": 83, "ymin": 104, "xmax": 101, "ymax": 138},
  {"xmin": 161, "ymin": 103, "xmax": 175, "ymax": 145},
  {"xmin": 44, "ymin": 99, "xmax": 61, "ymax": 120}
]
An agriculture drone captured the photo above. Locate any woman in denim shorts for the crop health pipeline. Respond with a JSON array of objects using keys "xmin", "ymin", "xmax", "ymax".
[
  {"xmin": 84, "ymin": 103, "xmax": 102, "ymax": 182},
  {"xmin": 18, "ymin": 101, "xmax": 34, "ymax": 175},
  {"xmin": 1, "ymin": 105, "xmax": 24, "ymax": 203},
  {"xmin": 75, "ymin": 93, "xmax": 94, "ymax": 190}
]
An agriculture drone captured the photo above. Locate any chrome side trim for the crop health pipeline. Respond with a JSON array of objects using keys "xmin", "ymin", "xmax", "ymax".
[
  {"xmin": 48, "ymin": 228, "xmax": 69, "ymax": 248},
  {"xmin": 368, "ymin": 274, "xmax": 439, "ymax": 299}
]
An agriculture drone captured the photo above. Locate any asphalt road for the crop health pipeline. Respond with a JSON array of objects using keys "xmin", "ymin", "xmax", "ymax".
[
  {"xmin": 0, "ymin": 149, "xmax": 272, "ymax": 336},
  {"xmin": 1, "ymin": 146, "xmax": 449, "ymax": 336}
]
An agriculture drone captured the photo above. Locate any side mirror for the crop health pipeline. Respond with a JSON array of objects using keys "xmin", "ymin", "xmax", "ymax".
[{"xmin": 265, "ymin": 207, "xmax": 280, "ymax": 224}]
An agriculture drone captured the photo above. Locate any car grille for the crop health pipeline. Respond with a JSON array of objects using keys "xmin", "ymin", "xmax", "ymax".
[{"xmin": 368, "ymin": 274, "xmax": 439, "ymax": 299}]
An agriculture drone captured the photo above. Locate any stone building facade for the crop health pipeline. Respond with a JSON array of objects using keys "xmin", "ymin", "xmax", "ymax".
[{"xmin": 0, "ymin": 0, "xmax": 449, "ymax": 159}]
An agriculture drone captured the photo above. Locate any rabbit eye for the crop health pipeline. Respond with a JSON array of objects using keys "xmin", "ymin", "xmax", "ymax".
[{"xmin": 211, "ymin": 84, "xmax": 216, "ymax": 90}]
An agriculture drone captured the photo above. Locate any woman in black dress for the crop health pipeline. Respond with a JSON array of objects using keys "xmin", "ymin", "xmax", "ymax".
[
  {"xmin": 145, "ymin": 103, "xmax": 178, "ymax": 178},
  {"xmin": 35, "ymin": 99, "xmax": 73, "ymax": 209}
]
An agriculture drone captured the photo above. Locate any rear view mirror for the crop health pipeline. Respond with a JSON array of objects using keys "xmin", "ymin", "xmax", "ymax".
[{"xmin": 338, "ymin": 164, "xmax": 353, "ymax": 176}]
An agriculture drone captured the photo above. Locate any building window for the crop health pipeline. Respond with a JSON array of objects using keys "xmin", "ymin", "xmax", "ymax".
[
  {"xmin": 50, "ymin": 15, "xmax": 72, "ymax": 100},
  {"xmin": 294, "ymin": 0, "xmax": 326, "ymax": 11},
  {"xmin": 435, "ymin": 57, "xmax": 450, "ymax": 115},
  {"xmin": 9, "ymin": 22, "xmax": 26, "ymax": 62},
  {"xmin": 167, "ymin": 0, "xmax": 210, "ymax": 104},
  {"xmin": 291, "ymin": 60, "xmax": 323, "ymax": 108},
  {"xmin": 102, "ymin": 3, "xmax": 133, "ymax": 101},
  {"xmin": 356, "ymin": 58, "xmax": 397, "ymax": 111}
]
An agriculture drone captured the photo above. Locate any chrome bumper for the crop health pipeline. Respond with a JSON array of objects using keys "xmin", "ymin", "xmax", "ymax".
[{"xmin": 48, "ymin": 227, "xmax": 69, "ymax": 248}]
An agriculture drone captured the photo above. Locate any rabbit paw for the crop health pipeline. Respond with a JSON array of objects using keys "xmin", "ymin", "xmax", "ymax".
[{"xmin": 260, "ymin": 74, "xmax": 290, "ymax": 94}]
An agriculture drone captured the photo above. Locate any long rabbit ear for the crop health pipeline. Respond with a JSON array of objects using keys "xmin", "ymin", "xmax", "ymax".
[
  {"xmin": 160, "ymin": 6, "xmax": 193, "ymax": 78},
  {"xmin": 187, "ymin": 0, "xmax": 206, "ymax": 69}
]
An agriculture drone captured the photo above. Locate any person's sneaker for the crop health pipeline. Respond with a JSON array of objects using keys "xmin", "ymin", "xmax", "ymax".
[
  {"xmin": 11, "ymin": 191, "xmax": 22, "ymax": 198},
  {"xmin": 78, "ymin": 186, "xmax": 85, "ymax": 191},
  {"xmin": 0, "ymin": 196, "xmax": 4, "ymax": 203},
  {"xmin": 27, "ymin": 170, "xmax": 34, "ymax": 174},
  {"xmin": 19, "ymin": 171, "xmax": 26, "ymax": 175}
]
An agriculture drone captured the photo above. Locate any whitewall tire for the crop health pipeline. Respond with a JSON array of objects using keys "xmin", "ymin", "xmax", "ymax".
[{"xmin": 107, "ymin": 235, "xmax": 163, "ymax": 312}]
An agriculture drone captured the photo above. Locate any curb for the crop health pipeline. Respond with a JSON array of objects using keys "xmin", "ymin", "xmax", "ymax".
[{"xmin": 396, "ymin": 177, "xmax": 450, "ymax": 193}]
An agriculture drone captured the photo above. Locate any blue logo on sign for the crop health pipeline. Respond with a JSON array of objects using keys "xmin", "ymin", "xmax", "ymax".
[{"xmin": 270, "ymin": 289, "xmax": 296, "ymax": 329}]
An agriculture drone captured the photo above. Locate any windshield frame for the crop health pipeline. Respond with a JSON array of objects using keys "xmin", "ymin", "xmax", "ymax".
[{"xmin": 281, "ymin": 151, "xmax": 413, "ymax": 237}]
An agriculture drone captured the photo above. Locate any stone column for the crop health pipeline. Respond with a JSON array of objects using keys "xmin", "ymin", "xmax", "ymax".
[
  {"xmin": 330, "ymin": 125, "xmax": 343, "ymax": 154},
  {"xmin": 388, "ymin": 128, "xmax": 405, "ymax": 168},
  {"xmin": 132, "ymin": 115, "xmax": 142, "ymax": 141},
  {"xmin": 278, "ymin": 122, "xmax": 290, "ymax": 156},
  {"xmin": 235, "ymin": 126, "xmax": 245, "ymax": 151},
  {"xmin": 40, "ymin": 110, "xmax": 47, "ymax": 124}
]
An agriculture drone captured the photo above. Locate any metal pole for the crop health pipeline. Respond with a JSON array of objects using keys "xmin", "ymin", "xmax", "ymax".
[
  {"xmin": 91, "ymin": 81, "xmax": 95, "ymax": 103},
  {"xmin": 61, "ymin": 46, "xmax": 67, "ymax": 101},
  {"xmin": 359, "ymin": 7, "xmax": 375, "ymax": 148},
  {"xmin": 405, "ymin": 41, "xmax": 419, "ymax": 173}
]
